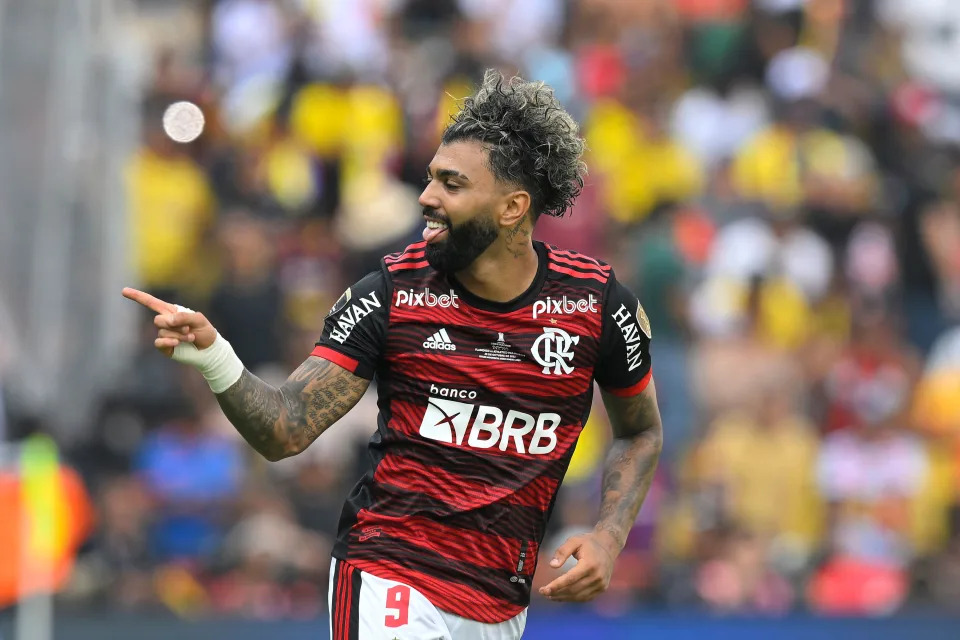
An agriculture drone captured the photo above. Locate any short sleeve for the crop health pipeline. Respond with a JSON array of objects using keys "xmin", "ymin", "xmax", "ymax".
[
  {"xmin": 594, "ymin": 271, "xmax": 653, "ymax": 396},
  {"xmin": 311, "ymin": 270, "xmax": 389, "ymax": 379}
]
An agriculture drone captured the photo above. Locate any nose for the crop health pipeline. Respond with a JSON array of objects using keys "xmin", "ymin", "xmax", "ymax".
[{"xmin": 418, "ymin": 181, "xmax": 441, "ymax": 210}]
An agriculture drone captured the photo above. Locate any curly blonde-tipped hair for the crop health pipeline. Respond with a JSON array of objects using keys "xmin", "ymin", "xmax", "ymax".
[{"xmin": 442, "ymin": 69, "xmax": 587, "ymax": 220}]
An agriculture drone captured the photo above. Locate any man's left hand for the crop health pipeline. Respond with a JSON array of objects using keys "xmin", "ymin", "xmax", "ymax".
[{"xmin": 538, "ymin": 532, "xmax": 619, "ymax": 602}]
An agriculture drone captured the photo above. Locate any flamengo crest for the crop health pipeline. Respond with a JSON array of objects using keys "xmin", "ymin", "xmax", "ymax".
[{"xmin": 531, "ymin": 327, "xmax": 579, "ymax": 375}]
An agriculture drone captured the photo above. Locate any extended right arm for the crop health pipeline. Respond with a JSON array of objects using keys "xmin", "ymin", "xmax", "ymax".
[
  {"xmin": 122, "ymin": 285, "xmax": 377, "ymax": 462},
  {"xmin": 215, "ymin": 358, "xmax": 369, "ymax": 461}
]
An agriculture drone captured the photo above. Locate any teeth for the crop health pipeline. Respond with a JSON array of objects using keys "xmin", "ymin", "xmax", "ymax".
[{"xmin": 426, "ymin": 220, "xmax": 447, "ymax": 230}]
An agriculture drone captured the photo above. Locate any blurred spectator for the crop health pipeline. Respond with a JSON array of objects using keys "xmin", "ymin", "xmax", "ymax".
[
  {"xmin": 919, "ymin": 198, "xmax": 960, "ymax": 319},
  {"xmin": 277, "ymin": 218, "xmax": 344, "ymax": 339},
  {"xmin": 284, "ymin": 456, "xmax": 351, "ymax": 542},
  {"xmin": 844, "ymin": 220, "xmax": 899, "ymax": 302},
  {"xmin": 692, "ymin": 379, "xmax": 824, "ymax": 560},
  {"xmin": 732, "ymin": 98, "xmax": 877, "ymax": 225},
  {"xmin": 811, "ymin": 384, "xmax": 929, "ymax": 615},
  {"xmin": 911, "ymin": 324, "xmax": 960, "ymax": 555},
  {"xmin": 671, "ymin": 84, "xmax": 769, "ymax": 170},
  {"xmin": 72, "ymin": 475, "xmax": 155, "ymax": 609},
  {"xmin": 691, "ymin": 207, "xmax": 836, "ymax": 355},
  {"xmin": 459, "ymin": 0, "xmax": 565, "ymax": 61},
  {"xmin": 897, "ymin": 192, "xmax": 952, "ymax": 354},
  {"xmin": 690, "ymin": 275, "xmax": 800, "ymax": 418},
  {"xmin": 135, "ymin": 401, "xmax": 243, "ymax": 562},
  {"xmin": 334, "ymin": 169, "xmax": 423, "ymax": 281},
  {"xmin": 878, "ymin": 0, "xmax": 960, "ymax": 94},
  {"xmin": 625, "ymin": 205, "xmax": 701, "ymax": 461},
  {"xmin": 210, "ymin": 0, "xmax": 293, "ymax": 91},
  {"xmin": 822, "ymin": 317, "xmax": 919, "ymax": 434},
  {"xmin": 210, "ymin": 486, "xmax": 328, "ymax": 619},
  {"xmin": 913, "ymin": 324, "xmax": 960, "ymax": 443},
  {"xmin": 534, "ymin": 181, "xmax": 608, "ymax": 258},
  {"xmin": 207, "ymin": 214, "xmax": 284, "ymax": 372},
  {"xmin": 696, "ymin": 528, "xmax": 794, "ymax": 614},
  {"xmin": 585, "ymin": 98, "xmax": 704, "ymax": 225}
]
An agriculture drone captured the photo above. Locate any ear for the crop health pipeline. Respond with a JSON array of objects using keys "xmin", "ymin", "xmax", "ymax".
[{"xmin": 498, "ymin": 190, "xmax": 531, "ymax": 227}]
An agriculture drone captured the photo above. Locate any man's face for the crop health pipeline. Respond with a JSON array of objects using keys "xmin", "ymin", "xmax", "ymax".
[{"xmin": 418, "ymin": 140, "xmax": 504, "ymax": 273}]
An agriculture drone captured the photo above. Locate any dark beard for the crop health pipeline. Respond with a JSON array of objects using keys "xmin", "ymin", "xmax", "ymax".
[{"xmin": 424, "ymin": 212, "xmax": 499, "ymax": 273}]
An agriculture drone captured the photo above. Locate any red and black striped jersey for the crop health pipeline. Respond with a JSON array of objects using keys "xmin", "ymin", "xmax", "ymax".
[{"xmin": 311, "ymin": 241, "xmax": 653, "ymax": 623}]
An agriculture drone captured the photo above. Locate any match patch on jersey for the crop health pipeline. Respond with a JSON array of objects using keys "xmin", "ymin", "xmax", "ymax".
[
  {"xmin": 326, "ymin": 287, "xmax": 352, "ymax": 318},
  {"xmin": 636, "ymin": 301, "xmax": 651, "ymax": 340}
]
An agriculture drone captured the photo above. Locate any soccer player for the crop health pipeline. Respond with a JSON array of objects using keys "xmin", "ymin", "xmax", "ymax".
[{"xmin": 123, "ymin": 70, "xmax": 662, "ymax": 640}]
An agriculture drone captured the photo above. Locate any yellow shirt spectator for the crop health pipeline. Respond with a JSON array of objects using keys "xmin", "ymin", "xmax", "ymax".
[
  {"xmin": 127, "ymin": 146, "xmax": 214, "ymax": 292},
  {"xmin": 757, "ymin": 276, "xmax": 813, "ymax": 351},
  {"xmin": 731, "ymin": 125, "xmax": 802, "ymax": 209},
  {"xmin": 291, "ymin": 82, "xmax": 403, "ymax": 162},
  {"xmin": 732, "ymin": 124, "xmax": 876, "ymax": 212},
  {"xmin": 695, "ymin": 410, "xmax": 824, "ymax": 552},
  {"xmin": 910, "ymin": 369, "xmax": 960, "ymax": 552},
  {"xmin": 264, "ymin": 135, "xmax": 318, "ymax": 213},
  {"xmin": 290, "ymin": 83, "xmax": 350, "ymax": 158},
  {"xmin": 585, "ymin": 99, "xmax": 703, "ymax": 223}
]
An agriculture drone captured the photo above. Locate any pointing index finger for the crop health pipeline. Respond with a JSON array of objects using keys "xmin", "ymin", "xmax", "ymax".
[{"xmin": 122, "ymin": 287, "xmax": 176, "ymax": 314}]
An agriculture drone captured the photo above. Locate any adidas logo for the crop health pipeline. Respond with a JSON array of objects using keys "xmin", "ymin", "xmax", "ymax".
[{"xmin": 423, "ymin": 328, "xmax": 456, "ymax": 351}]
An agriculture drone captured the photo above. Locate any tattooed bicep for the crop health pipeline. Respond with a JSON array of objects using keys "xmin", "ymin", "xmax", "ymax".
[
  {"xmin": 289, "ymin": 355, "xmax": 370, "ymax": 409},
  {"xmin": 215, "ymin": 355, "xmax": 373, "ymax": 460},
  {"xmin": 287, "ymin": 356, "xmax": 365, "ymax": 386},
  {"xmin": 600, "ymin": 380, "xmax": 662, "ymax": 439},
  {"xmin": 281, "ymin": 356, "xmax": 371, "ymax": 442}
]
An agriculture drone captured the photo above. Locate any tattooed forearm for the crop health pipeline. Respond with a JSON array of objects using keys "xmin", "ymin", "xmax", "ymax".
[
  {"xmin": 215, "ymin": 357, "xmax": 369, "ymax": 461},
  {"xmin": 595, "ymin": 382, "xmax": 663, "ymax": 552}
]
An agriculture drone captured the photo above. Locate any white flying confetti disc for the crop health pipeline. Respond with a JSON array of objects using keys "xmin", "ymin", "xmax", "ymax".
[{"xmin": 162, "ymin": 101, "xmax": 205, "ymax": 143}]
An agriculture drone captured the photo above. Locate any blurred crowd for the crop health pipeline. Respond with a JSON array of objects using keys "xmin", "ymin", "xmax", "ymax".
[{"xmin": 4, "ymin": 0, "xmax": 960, "ymax": 621}]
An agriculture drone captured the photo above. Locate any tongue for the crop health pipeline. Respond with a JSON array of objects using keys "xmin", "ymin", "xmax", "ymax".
[{"xmin": 422, "ymin": 225, "xmax": 447, "ymax": 242}]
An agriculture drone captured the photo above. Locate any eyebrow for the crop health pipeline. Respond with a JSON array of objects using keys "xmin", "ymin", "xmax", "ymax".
[{"xmin": 428, "ymin": 167, "xmax": 471, "ymax": 182}]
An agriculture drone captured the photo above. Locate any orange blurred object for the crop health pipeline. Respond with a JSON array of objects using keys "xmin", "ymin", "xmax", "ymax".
[
  {"xmin": 673, "ymin": 207, "xmax": 716, "ymax": 265},
  {"xmin": 0, "ymin": 466, "xmax": 95, "ymax": 606}
]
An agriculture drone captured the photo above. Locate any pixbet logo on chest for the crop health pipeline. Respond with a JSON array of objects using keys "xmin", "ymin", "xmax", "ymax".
[
  {"xmin": 532, "ymin": 294, "xmax": 599, "ymax": 319},
  {"xmin": 395, "ymin": 288, "xmax": 459, "ymax": 309},
  {"xmin": 419, "ymin": 389, "xmax": 560, "ymax": 455}
]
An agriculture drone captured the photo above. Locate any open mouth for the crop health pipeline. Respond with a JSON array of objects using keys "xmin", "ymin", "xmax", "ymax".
[{"xmin": 423, "ymin": 218, "xmax": 449, "ymax": 243}]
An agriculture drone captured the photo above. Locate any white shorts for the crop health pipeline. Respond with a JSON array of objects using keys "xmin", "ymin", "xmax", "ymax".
[{"xmin": 328, "ymin": 557, "xmax": 527, "ymax": 640}]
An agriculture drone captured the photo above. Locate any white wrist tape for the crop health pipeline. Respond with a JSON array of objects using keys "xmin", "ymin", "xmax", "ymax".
[{"xmin": 171, "ymin": 305, "xmax": 245, "ymax": 393}]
